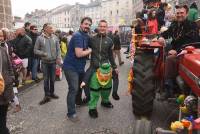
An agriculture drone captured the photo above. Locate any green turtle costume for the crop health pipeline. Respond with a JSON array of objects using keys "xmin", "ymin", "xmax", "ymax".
[{"xmin": 88, "ymin": 63, "xmax": 113, "ymax": 111}]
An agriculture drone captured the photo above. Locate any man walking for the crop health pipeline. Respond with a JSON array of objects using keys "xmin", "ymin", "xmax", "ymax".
[
  {"xmin": 34, "ymin": 23, "xmax": 61, "ymax": 105},
  {"xmin": 63, "ymin": 17, "xmax": 92, "ymax": 122}
]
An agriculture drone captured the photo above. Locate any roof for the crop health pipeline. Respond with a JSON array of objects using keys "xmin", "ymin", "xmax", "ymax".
[{"xmin": 85, "ymin": 1, "xmax": 101, "ymax": 8}]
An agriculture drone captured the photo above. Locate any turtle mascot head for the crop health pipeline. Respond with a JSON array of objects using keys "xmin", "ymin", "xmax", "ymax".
[{"xmin": 97, "ymin": 63, "xmax": 112, "ymax": 86}]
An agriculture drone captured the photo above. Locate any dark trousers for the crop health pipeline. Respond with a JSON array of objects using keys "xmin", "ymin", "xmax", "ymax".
[
  {"xmin": 164, "ymin": 55, "xmax": 178, "ymax": 97},
  {"xmin": 42, "ymin": 63, "xmax": 56, "ymax": 96},
  {"xmin": 0, "ymin": 105, "xmax": 9, "ymax": 134},
  {"xmin": 64, "ymin": 69, "xmax": 89, "ymax": 117},
  {"xmin": 83, "ymin": 66, "xmax": 119, "ymax": 94},
  {"xmin": 75, "ymin": 72, "xmax": 90, "ymax": 104}
]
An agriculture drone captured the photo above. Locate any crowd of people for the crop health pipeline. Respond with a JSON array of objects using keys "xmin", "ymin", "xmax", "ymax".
[
  {"xmin": 0, "ymin": 1, "xmax": 200, "ymax": 133},
  {"xmin": 0, "ymin": 16, "xmax": 125, "ymax": 133}
]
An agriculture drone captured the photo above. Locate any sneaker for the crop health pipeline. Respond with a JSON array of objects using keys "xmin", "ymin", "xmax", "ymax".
[
  {"xmin": 50, "ymin": 94, "xmax": 59, "ymax": 99},
  {"xmin": 67, "ymin": 114, "xmax": 79, "ymax": 123},
  {"xmin": 101, "ymin": 101, "xmax": 114, "ymax": 108},
  {"xmin": 119, "ymin": 61, "xmax": 124, "ymax": 66},
  {"xmin": 112, "ymin": 92, "xmax": 120, "ymax": 100},
  {"xmin": 89, "ymin": 109, "xmax": 98, "ymax": 118},
  {"xmin": 39, "ymin": 96, "xmax": 51, "ymax": 105}
]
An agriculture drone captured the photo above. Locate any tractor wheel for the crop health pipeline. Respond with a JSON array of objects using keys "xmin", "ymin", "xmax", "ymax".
[
  {"xmin": 133, "ymin": 119, "xmax": 153, "ymax": 134},
  {"xmin": 131, "ymin": 50, "xmax": 155, "ymax": 117}
]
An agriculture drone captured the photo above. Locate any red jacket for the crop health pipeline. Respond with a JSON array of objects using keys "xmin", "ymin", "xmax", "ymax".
[{"xmin": 147, "ymin": 19, "xmax": 158, "ymax": 34}]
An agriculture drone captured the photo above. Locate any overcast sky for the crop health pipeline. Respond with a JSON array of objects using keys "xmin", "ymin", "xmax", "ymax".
[{"xmin": 11, "ymin": 0, "xmax": 90, "ymax": 18}]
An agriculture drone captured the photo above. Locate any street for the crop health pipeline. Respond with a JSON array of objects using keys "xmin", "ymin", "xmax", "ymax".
[{"xmin": 7, "ymin": 51, "xmax": 176, "ymax": 134}]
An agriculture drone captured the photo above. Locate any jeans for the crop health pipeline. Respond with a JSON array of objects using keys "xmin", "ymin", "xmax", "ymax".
[
  {"xmin": 42, "ymin": 63, "xmax": 56, "ymax": 96},
  {"xmin": 32, "ymin": 58, "xmax": 39, "ymax": 80},
  {"xmin": 0, "ymin": 105, "xmax": 10, "ymax": 134},
  {"xmin": 64, "ymin": 69, "xmax": 80, "ymax": 117}
]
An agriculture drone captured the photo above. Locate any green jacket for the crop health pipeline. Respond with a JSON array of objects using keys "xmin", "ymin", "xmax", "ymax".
[
  {"xmin": 188, "ymin": 8, "xmax": 199, "ymax": 22},
  {"xmin": 89, "ymin": 34, "xmax": 117, "ymax": 69}
]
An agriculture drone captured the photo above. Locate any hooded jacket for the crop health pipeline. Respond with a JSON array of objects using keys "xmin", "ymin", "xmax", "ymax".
[{"xmin": 34, "ymin": 33, "xmax": 61, "ymax": 63}]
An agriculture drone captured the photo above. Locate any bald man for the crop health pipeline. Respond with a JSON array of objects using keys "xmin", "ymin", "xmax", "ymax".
[{"xmin": 10, "ymin": 28, "xmax": 32, "ymax": 84}]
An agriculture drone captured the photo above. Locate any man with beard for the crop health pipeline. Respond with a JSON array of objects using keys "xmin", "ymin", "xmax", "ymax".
[
  {"xmin": 63, "ymin": 17, "xmax": 92, "ymax": 122},
  {"xmin": 159, "ymin": 5, "xmax": 199, "ymax": 98},
  {"xmin": 80, "ymin": 20, "xmax": 118, "ymax": 118}
]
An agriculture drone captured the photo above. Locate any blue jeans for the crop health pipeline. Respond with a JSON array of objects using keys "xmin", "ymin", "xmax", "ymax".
[
  {"xmin": 32, "ymin": 58, "xmax": 39, "ymax": 80},
  {"xmin": 64, "ymin": 69, "xmax": 82, "ymax": 117},
  {"xmin": 42, "ymin": 63, "xmax": 56, "ymax": 96}
]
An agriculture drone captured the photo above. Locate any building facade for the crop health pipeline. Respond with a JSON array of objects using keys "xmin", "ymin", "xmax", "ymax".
[
  {"xmin": 25, "ymin": 0, "xmax": 139, "ymax": 31},
  {"xmin": 0, "ymin": 0, "xmax": 12, "ymax": 29},
  {"xmin": 85, "ymin": 0, "xmax": 102, "ymax": 28}
]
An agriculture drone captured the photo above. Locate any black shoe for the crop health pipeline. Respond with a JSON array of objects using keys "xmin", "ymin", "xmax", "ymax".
[
  {"xmin": 112, "ymin": 92, "xmax": 120, "ymax": 100},
  {"xmin": 119, "ymin": 61, "xmax": 124, "ymax": 66},
  {"xmin": 101, "ymin": 101, "xmax": 114, "ymax": 108},
  {"xmin": 39, "ymin": 96, "xmax": 51, "ymax": 105},
  {"xmin": 89, "ymin": 109, "xmax": 98, "ymax": 118},
  {"xmin": 34, "ymin": 77, "xmax": 40, "ymax": 83},
  {"xmin": 124, "ymin": 51, "xmax": 129, "ymax": 54},
  {"xmin": 50, "ymin": 94, "xmax": 59, "ymax": 99}
]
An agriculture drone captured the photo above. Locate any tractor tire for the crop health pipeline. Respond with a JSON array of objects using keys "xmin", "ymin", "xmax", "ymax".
[
  {"xmin": 131, "ymin": 50, "xmax": 155, "ymax": 117},
  {"xmin": 133, "ymin": 119, "xmax": 153, "ymax": 134}
]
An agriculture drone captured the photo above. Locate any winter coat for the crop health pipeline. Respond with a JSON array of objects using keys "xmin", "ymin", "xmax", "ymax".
[
  {"xmin": 157, "ymin": 7, "xmax": 165, "ymax": 28},
  {"xmin": 0, "ymin": 45, "xmax": 14, "ymax": 105},
  {"xmin": 11, "ymin": 35, "xmax": 33, "ymax": 59},
  {"xmin": 113, "ymin": 34, "xmax": 121, "ymax": 50},
  {"xmin": 162, "ymin": 19, "xmax": 199, "ymax": 52},
  {"xmin": 28, "ymin": 32, "xmax": 39, "ymax": 57},
  {"xmin": 147, "ymin": 19, "xmax": 158, "ymax": 34},
  {"xmin": 34, "ymin": 33, "xmax": 61, "ymax": 64}
]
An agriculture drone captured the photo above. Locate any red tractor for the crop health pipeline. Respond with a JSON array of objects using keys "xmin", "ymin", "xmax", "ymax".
[{"xmin": 129, "ymin": 1, "xmax": 200, "ymax": 133}]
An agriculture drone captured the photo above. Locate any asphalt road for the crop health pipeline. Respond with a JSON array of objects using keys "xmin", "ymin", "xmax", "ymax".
[{"xmin": 7, "ymin": 50, "xmax": 177, "ymax": 134}]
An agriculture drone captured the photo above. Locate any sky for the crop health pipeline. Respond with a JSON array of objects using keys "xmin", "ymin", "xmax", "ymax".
[{"xmin": 11, "ymin": 0, "xmax": 90, "ymax": 18}]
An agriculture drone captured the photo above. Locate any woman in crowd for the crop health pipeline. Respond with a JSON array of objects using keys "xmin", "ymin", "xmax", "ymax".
[
  {"xmin": 147, "ymin": 9, "xmax": 159, "ymax": 35},
  {"xmin": 0, "ymin": 29, "xmax": 14, "ymax": 134}
]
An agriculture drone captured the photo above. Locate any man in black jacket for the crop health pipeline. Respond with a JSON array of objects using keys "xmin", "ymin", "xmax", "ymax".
[
  {"xmin": 81, "ymin": 20, "xmax": 120, "ymax": 103},
  {"xmin": 159, "ymin": 5, "xmax": 199, "ymax": 98},
  {"xmin": 11, "ymin": 28, "xmax": 32, "ymax": 84}
]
